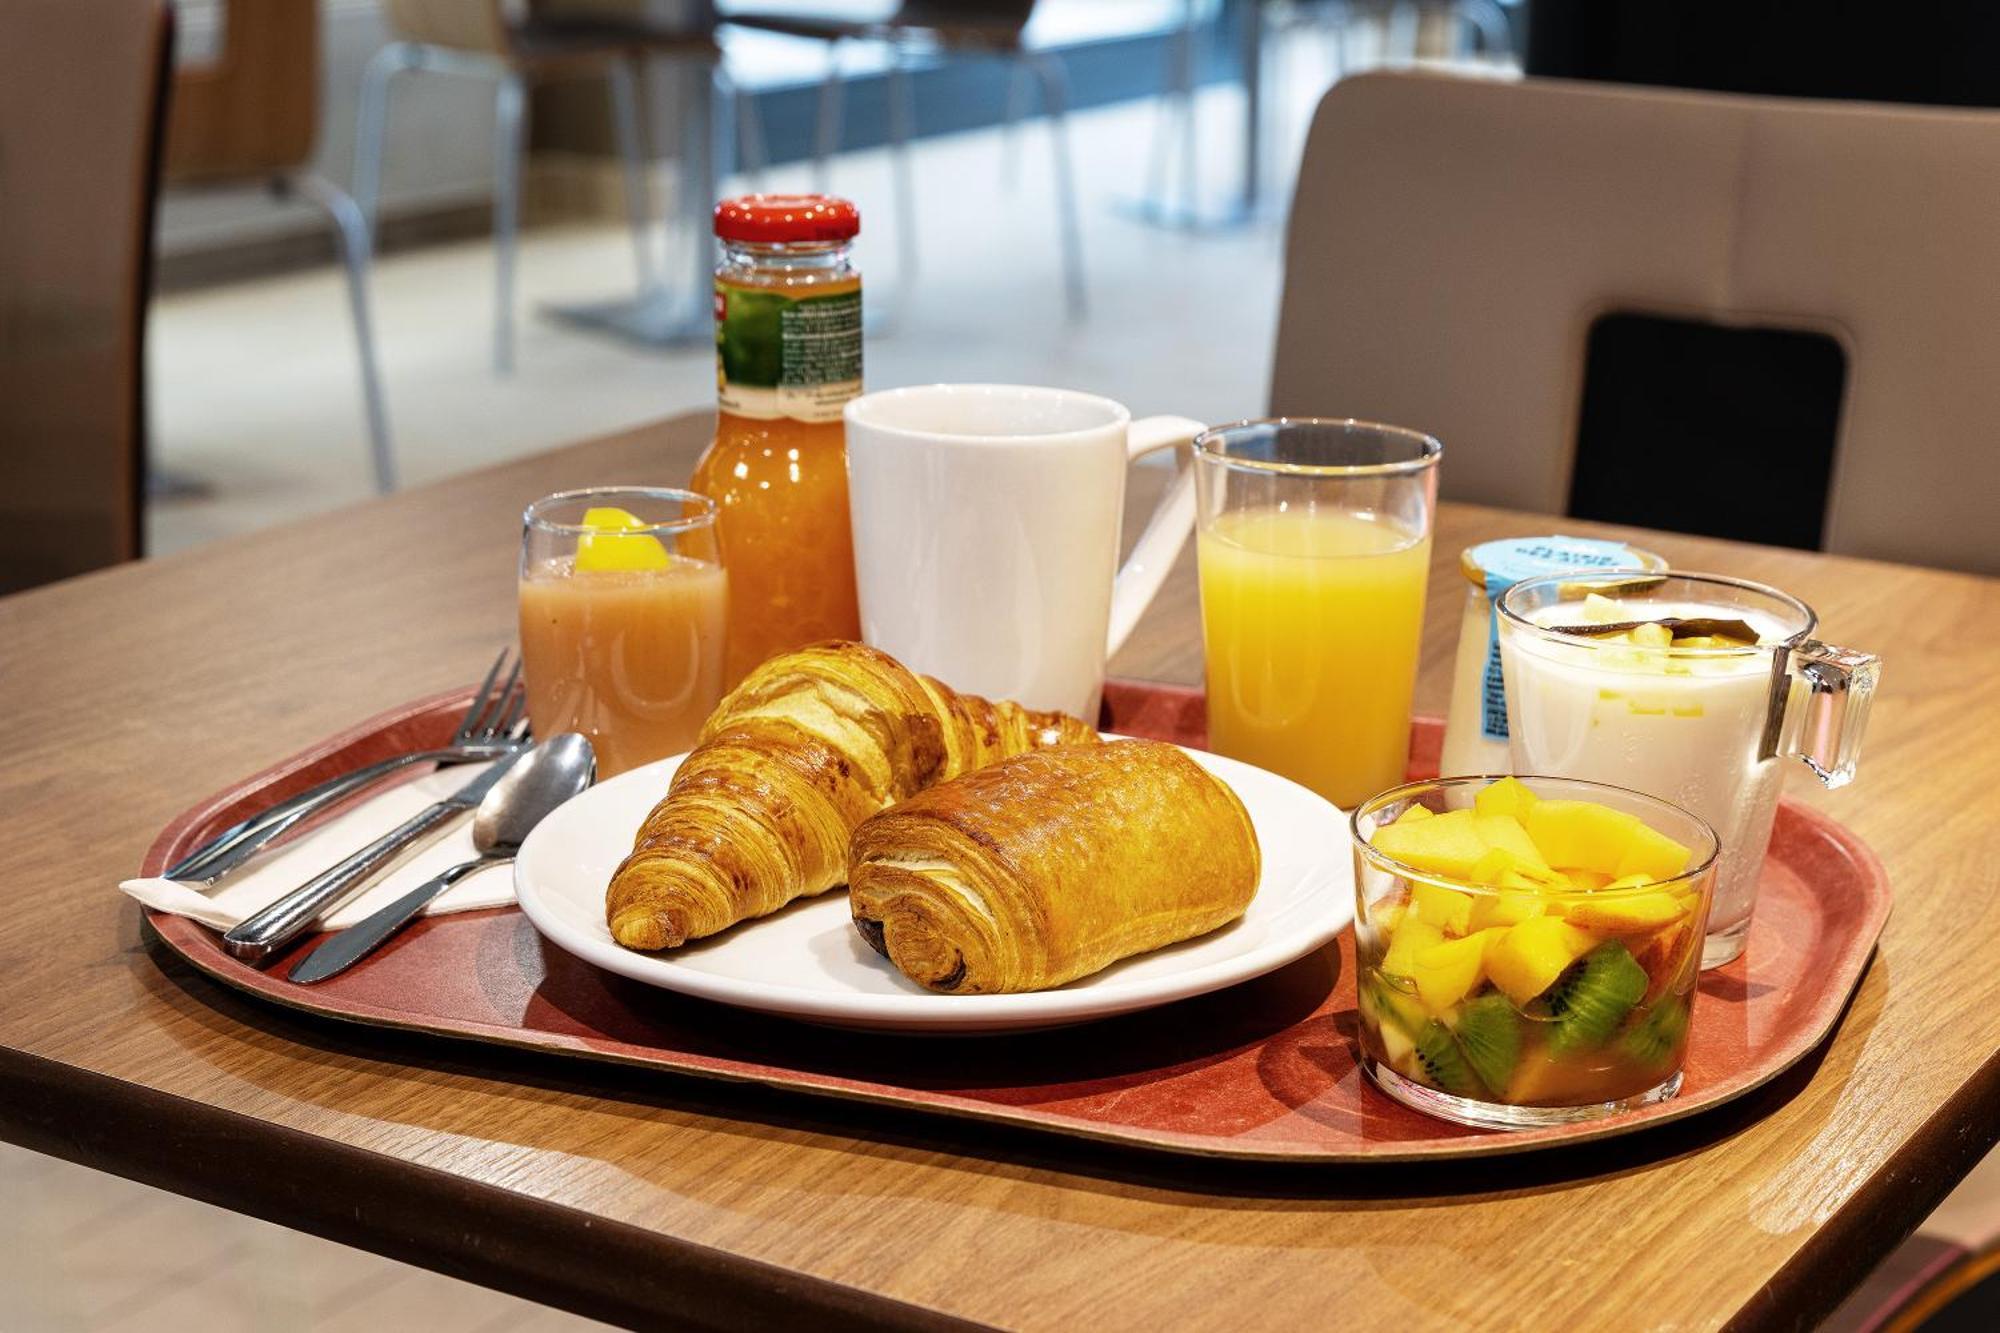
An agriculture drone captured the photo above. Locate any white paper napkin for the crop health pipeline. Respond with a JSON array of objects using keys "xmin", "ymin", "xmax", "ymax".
[{"xmin": 121, "ymin": 760, "xmax": 520, "ymax": 932}]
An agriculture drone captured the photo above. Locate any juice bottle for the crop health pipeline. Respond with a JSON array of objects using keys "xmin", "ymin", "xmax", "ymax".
[{"xmin": 690, "ymin": 194, "xmax": 864, "ymax": 684}]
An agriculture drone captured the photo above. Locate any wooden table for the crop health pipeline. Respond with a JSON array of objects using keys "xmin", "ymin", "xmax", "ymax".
[{"xmin": 3, "ymin": 413, "xmax": 1997, "ymax": 1331}]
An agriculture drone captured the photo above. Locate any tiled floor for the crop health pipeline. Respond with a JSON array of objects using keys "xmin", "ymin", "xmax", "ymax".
[
  {"xmin": 18, "ymin": 37, "xmax": 1992, "ymax": 1333},
  {"xmin": 0, "ymin": 1140, "xmax": 605, "ymax": 1331}
]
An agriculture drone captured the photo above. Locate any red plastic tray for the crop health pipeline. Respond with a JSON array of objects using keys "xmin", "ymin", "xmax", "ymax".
[{"xmin": 139, "ymin": 681, "xmax": 1891, "ymax": 1162}]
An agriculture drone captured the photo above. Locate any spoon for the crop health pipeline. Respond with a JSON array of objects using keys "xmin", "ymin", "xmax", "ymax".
[{"xmin": 288, "ymin": 733, "xmax": 596, "ymax": 984}]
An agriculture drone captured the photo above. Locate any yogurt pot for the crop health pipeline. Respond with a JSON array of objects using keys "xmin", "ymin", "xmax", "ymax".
[
  {"xmin": 1497, "ymin": 571, "xmax": 1880, "ymax": 968},
  {"xmin": 1439, "ymin": 537, "xmax": 1668, "ymax": 777}
]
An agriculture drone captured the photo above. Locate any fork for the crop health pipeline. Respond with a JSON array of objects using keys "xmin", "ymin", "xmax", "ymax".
[{"xmin": 166, "ymin": 650, "xmax": 531, "ymax": 884}]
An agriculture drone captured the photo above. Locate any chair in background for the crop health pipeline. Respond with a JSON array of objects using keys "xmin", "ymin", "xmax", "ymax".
[
  {"xmin": 1133, "ymin": 0, "xmax": 1516, "ymax": 230},
  {"xmin": 164, "ymin": 0, "xmax": 397, "ymax": 494},
  {"xmin": 724, "ymin": 0, "xmax": 1087, "ymax": 319},
  {"xmin": 1270, "ymin": 69, "xmax": 2000, "ymax": 574},
  {"xmin": 355, "ymin": 0, "xmax": 720, "ymax": 374},
  {"xmin": 0, "ymin": 0, "xmax": 173, "ymax": 593}
]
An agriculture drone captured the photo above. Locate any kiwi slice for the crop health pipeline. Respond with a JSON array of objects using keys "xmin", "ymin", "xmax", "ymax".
[
  {"xmin": 1452, "ymin": 993, "xmax": 1521, "ymax": 1094},
  {"xmin": 1412, "ymin": 1021, "xmax": 1484, "ymax": 1097},
  {"xmin": 1618, "ymin": 995, "xmax": 1691, "ymax": 1069},
  {"xmin": 1547, "ymin": 943, "xmax": 1649, "ymax": 1053}
]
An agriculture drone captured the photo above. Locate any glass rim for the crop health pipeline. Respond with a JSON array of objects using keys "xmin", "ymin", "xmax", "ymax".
[
  {"xmin": 1349, "ymin": 774, "xmax": 1722, "ymax": 894},
  {"xmin": 522, "ymin": 486, "xmax": 718, "ymax": 537},
  {"xmin": 1194, "ymin": 417, "xmax": 1443, "ymax": 478},
  {"xmin": 1495, "ymin": 569, "xmax": 1818, "ymax": 651}
]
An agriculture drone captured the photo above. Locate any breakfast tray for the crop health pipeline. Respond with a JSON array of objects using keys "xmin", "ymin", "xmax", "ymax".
[{"xmin": 138, "ymin": 682, "xmax": 1892, "ymax": 1163}]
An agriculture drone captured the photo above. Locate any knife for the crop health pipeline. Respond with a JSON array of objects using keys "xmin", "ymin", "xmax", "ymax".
[
  {"xmin": 285, "ymin": 868, "xmax": 480, "ymax": 985},
  {"xmin": 220, "ymin": 750, "xmax": 529, "ymax": 965}
]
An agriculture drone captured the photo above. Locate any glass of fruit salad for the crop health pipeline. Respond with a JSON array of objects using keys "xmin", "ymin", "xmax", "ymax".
[{"xmin": 1350, "ymin": 775, "xmax": 1719, "ymax": 1129}]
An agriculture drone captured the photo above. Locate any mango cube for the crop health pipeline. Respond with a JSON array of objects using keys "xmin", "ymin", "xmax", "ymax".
[
  {"xmin": 1560, "ymin": 888, "xmax": 1689, "ymax": 933},
  {"xmin": 1472, "ymin": 776, "xmax": 1541, "ymax": 821},
  {"xmin": 1473, "ymin": 814, "xmax": 1555, "ymax": 877},
  {"xmin": 1411, "ymin": 882, "xmax": 1475, "ymax": 934},
  {"xmin": 1393, "ymin": 804, "xmax": 1435, "ymax": 824},
  {"xmin": 1612, "ymin": 820, "xmax": 1693, "ymax": 883},
  {"xmin": 574, "ymin": 505, "xmax": 672, "ymax": 572},
  {"xmin": 1468, "ymin": 847, "xmax": 1521, "ymax": 885},
  {"xmin": 1579, "ymin": 592, "xmax": 1626, "ymax": 624},
  {"xmin": 1486, "ymin": 917, "xmax": 1599, "ymax": 1005},
  {"xmin": 1560, "ymin": 868, "xmax": 1613, "ymax": 891},
  {"xmin": 1469, "ymin": 889, "xmax": 1546, "ymax": 931},
  {"xmin": 1381, "ymin": 918, "xmax": 1444, "ymax": 980},
  {"xmin": 1371, "ymin": 809, "xmax": 1489, "ymax": 879},
  {"xmin": 1526, "ymin": 800, "xmax": 1644, "ymax": 875},
  {"xmin": 1410, "ymin": 930, "xmax": 1502, "ymax": 1014}
]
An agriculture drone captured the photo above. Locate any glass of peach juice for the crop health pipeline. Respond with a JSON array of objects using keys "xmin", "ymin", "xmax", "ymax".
[
  {"xmin": 1351, "ymin": 775, "xmax": 1718, "ymax": 1130},
  {"xmin": 518, "ymin": 487, "xmax": 727, "ymax": 778}
]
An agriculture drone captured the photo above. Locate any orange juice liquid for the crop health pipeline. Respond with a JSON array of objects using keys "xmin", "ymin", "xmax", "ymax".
[
  {"xmin": 518, "ymin": 555, "xmax": 728, "ymax": 777},
  {"xmin": 1198, "ymin": 508, "xmax": 1431, "ymax": 808},
  {"xmin": 691, "ymin": 268, "xmax": 862, "ymax": 685}
]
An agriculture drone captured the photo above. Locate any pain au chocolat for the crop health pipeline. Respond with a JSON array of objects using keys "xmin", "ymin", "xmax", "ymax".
[{"xmin": 848, "ymin": 739, "xmax": 1261, "ymax": 993}]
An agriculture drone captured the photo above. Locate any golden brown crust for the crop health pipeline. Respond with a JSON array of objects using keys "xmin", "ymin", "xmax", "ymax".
[
  {"xmin": 848, "ymin": 739, "xmax": 1262, "ymax": 993},
  {"xmin": 605, "ymin": 641, "xmax": 1099, "ymax": 950}
]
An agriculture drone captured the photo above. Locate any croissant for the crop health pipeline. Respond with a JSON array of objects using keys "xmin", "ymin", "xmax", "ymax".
[
  {"xmin": 606, "ymin": 640, "xmax": 1099, "ymax": 950},
  {"xmin": 849, "ymin": 739, "xmax": 1261, "ymax": 993}
]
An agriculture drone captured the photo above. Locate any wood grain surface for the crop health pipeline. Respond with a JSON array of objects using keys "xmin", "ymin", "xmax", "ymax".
[{"xmin": 2, "ymin": 412, "xmax": 1997, "ymax": 1331}]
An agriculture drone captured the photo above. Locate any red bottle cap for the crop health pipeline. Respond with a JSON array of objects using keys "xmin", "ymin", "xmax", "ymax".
[{"xmin": 713, "ymin": 194, "xmax": 861, "ymax": 243}]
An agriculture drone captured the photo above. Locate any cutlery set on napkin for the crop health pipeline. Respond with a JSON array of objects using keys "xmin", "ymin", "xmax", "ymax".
[{"xmin": 120, "ymin": 653, "xmax": 596, "ymax": 983}]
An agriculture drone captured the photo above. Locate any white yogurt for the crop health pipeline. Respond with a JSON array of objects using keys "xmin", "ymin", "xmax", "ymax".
[{"xmin": 1500, "ymin": 601, "xmax": 1790, "ymax": 961}]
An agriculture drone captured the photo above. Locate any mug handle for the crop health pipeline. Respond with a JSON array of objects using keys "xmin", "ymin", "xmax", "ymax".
[{"xmin": 1106, "ymin": 415, "xmax": 1207, "ymax": 658}]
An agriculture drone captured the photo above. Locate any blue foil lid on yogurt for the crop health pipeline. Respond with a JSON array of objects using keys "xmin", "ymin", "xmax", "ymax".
[{"xmin": 1468, "ymin": 536, "xmax": 1666, "ymax": 742}]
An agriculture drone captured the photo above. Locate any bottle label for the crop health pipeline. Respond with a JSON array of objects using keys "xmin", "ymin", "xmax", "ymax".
[
  {"xmin": 1471, "ymin": 536, "xmax": 1655, "ymax": 743},
  {"xmin": 714, "ymin": 280, "xmax": 862, "ymax": 423}
]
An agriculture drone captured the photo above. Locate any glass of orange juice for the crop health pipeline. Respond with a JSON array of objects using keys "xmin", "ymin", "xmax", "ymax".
[
  {"xmin": 519, "ymin": 487, "xmax": 727, "ymax": 778},
  {"xmin": 1194, "ymin": 419, "xmax": 1442, "ymax": 808}
]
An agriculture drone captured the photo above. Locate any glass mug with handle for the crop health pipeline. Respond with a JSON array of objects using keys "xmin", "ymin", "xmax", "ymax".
[
  {"xmin": 843, "ymin": 383, "xmax": 1204, "ymax": 719},
  {"xmin": 1498, "ymin": 570, "xmax": 1879, "ymax": 967}
]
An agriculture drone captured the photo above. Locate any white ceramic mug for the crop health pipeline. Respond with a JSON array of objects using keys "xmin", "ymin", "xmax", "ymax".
[{"xmin": 844, "ymin": 384, "xmax": 1204, "ymax": 719}]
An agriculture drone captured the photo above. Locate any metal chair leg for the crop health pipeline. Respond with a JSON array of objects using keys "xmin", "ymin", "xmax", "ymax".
[
  {"xmin": 726, "ymin": 65, "xmax": 769, "ymax": 191},
  {"xmin": 1029, "ymin": 53, "xmax": 1086, "ymax": 321},
  {"xmin": 886, "ymin": 44, "xmax": 918, "ymax": 288},
  {"xmin": 1000, "ymin": 60, "xmax": 1033, "ymax": 187},
  {"xmin": 292, "ymin": 174, "xmax": 397, "ymax": 494},
  {"xmin": 679, "ymin": 50, "xmax": 720, "ymax": 324},
  {"xmin": 352, "ymin": 42, "xmax": 417, "ymax": 240},
  {"xmin": 493, "ymin": 70, "xmax": 527, "ymax": 376},
  {"xmin": 607, "ymin": 55, "xmax": 656, "ymax": 293},
  {"xmin": 813, "ymin": 37, "xmax": 844, "ymax": 193}
]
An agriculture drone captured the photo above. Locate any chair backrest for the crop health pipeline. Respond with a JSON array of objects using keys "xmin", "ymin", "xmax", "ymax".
[
  {"xmin": 1272, "ymin": 70, "xmax": 2000, "ymax": 574},
  {"xmin": 0, "ymin": 0, "xmax": 172, "ymax": 593},
  {"xmin": 381, "ymin": 0, "xmax": 512, "ymax": 55},
  {"xmin": 164, "ymin": 0, "xmax": 319, "ymax": 183}
]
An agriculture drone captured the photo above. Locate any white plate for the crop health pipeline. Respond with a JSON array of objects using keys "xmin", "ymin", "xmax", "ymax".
[{"xmin": 514, "ymin": 740, "xmax": 1353, "ymax": 1033}]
